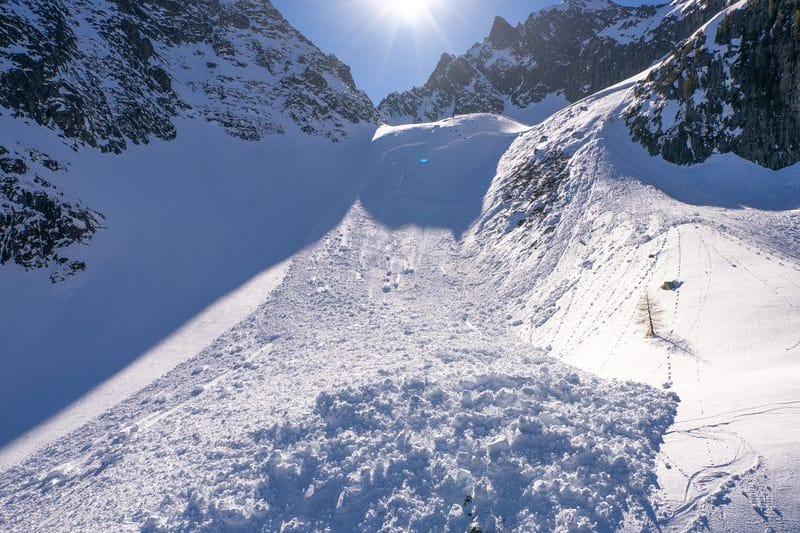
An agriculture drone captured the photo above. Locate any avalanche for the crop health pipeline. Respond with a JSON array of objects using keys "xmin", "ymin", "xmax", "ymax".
[
  {"xmin": 1, "ymin": 113, "xmax": 680, "ymax": 533},
  {"xmin": 2, "ymin": 1, "xmax": 800, "ymax": 531},
  {"xmin": 3, "ymin": 75, "xmax": 800, "ymax": 533}
]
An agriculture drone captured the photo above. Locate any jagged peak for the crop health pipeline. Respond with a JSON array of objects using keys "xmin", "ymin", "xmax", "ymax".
[
  {"xmin": 378, "ymin": 0, "xmax": 726, "ymax": 124},
  {"xmin": 488, "ymin": 16, "xmax": 517, "ymax": 48},
  {"xmin": 561, "ymin": 0, "xmax": 616, "ymax": 10},
  {"xmin": 528, "ymin": 0, "xmax": 617, "ymax": 15},
  {"xmin": 433, "ymin": 52, "xmax": 457, "ymax": 71}
]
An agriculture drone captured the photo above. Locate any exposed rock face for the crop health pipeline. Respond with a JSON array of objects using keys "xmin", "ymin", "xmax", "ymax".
[
  {"xmin": 378, "ymin": 0, "xmax": 727, "ymax": 124},
  {"xmin": 626, "ymin": 0, "xmax": 800, "ymax": 170},
  {"xmin": 0, "ymin": 0, "xmax": 380, "ymax": 278},
  {"xmin": 0, "ymin": 146, "xmax": 102, "ymax": 281},
  {"xmin": 0, "ymin": 0, "xmax": 379, "ymax": 151}
]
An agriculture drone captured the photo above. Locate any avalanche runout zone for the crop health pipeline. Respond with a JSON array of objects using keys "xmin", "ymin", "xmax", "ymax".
[{"xmin": 0, "ymin": 205, "xmax": 678, "ymax": 532}]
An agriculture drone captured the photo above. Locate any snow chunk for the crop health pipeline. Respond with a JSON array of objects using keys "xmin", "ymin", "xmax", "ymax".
[{"xmin": 155, "ymin": 372, "xmax": 677, "ymax": 532}]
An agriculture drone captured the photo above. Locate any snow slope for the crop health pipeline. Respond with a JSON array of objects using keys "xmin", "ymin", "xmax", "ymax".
[
  {"xmin": 468, "ymin": 78, "xmax": 800, "ymax": 531},
  {"xmin": 0, "ymin": 0, "xmax": 382, "ymax": 450},
  {"xmin": 0, "ymin": 257, "xmax": 290, "ymax": 471},
  {"xmin": 2, "ymin": 40, "xmax": 800, "ymax": 533},
  {"xmin": 0, "ymin": 114, "xmax": 681, "ymax": 533},
  {"xmin": 0, "ymin": 114, "xmax": 375, "ymax": 448}
]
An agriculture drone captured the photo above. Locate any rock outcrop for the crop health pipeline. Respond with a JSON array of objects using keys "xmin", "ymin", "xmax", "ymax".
[{"xmin": 626, "ymin": 0, "xmax": 800, "ymax": 169}]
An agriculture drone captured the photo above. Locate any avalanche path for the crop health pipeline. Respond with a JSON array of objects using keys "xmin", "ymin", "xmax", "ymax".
[
  {"xmin": 2, "ymin": 91, "xmax": 799, "ymax": 531},
  {"xmin": 0, "ymin": 116, "xmax": 678, "ymax": 532}
]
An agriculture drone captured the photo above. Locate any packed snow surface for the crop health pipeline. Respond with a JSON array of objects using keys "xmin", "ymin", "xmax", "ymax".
[
  {"xmin": 2, "ymin": 82, "xmax": 800, "ymax": 532},
  {"xmin": 468, "ymin": 80, "xmax": 800, "ymax": 531}
]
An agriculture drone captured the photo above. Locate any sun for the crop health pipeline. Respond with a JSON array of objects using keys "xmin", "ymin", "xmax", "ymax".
[{"xmin": 382, "ymin": 0, "xmax": 434, "ymax": 25}]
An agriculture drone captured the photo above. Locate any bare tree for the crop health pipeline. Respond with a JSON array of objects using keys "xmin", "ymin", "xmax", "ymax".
[
  {"xmin": 637, "ymin": 292, "xmax": 698, "ymax": 357},
  {"xmin": 637, "ymin": 292, "xmax": 665, "ymax": 338}
]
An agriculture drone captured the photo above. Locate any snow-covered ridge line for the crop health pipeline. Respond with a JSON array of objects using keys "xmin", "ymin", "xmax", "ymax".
[
  {"xmin": 378, "ymin": 0, "xmax": 727, "ymax": 125},
  {"xmin": 0, "ymin": 0, "xmax": 378, "ymax": 152},
  {"xmin": 463, "ymin": 62, "xmax": 800, "ymax": 530}
]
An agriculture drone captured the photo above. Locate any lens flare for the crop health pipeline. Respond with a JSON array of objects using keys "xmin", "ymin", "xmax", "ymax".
[{"xmin": 382, "ymin": 0, "xmax": 433, "ymax": 25}]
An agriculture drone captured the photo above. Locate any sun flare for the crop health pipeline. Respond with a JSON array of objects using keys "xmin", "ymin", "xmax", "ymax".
[{"xmin": 382, "ymin": 0, "xmax": 434, "ymax": 25}]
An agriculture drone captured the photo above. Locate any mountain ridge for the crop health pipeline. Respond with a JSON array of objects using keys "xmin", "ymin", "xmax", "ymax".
[
  {"xmin": 0, "ymin": 0, "xmax": 379, "ymax": 280},
  {"xmin": 378, "ymin": 0, "xmax": 728, "ymax": 125},
  {"xmin": 0, "ymin": 0, "xmax": 379, "ymax": 151}
]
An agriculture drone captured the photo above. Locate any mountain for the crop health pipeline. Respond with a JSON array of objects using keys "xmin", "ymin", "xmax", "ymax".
[
  {"xmin": 626, "ymin": 0, "xmax": 800, "ymax": 169},
  {"xmin": 378, "ymin": 0, "xmax": 727, "ymax": 125},
  {"xmin": 2, "ymin": 0, "xmax": 800, "ymax": 531},
  {"xmin": 0, "ymin": 0, "xmax": 377, "ymax": 149},
  {"xmin": 0, "ymin": 0, "xmax": 378, "ymax": 280}
]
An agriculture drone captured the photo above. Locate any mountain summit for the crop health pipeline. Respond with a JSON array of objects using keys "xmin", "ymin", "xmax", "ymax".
[
  {"xmin": 0, "ymin": 0, "xmax": 378, "ymax": 151},
  {"xmin": 378, "ymin": 0, "xmax": 727, "ymax": 124}
]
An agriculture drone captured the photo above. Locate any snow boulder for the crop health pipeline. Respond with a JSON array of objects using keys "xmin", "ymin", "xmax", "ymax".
[{"xmin": 155, "ymin": 370, "xmax": 678, "ymax": 532}]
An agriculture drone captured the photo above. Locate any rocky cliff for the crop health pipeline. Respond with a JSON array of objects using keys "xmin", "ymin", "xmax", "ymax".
[
  {"xmin": 0, "ymin": 0, "xmax": 379, "ymax": 279},
  {"xmin": 626, "ymin": 0, "xmax": 800, "ymax": 169}
]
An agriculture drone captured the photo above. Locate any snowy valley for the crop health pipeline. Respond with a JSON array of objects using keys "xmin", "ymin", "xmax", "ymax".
[{"xmin": 1, "ymin": 0, "xmax": 800, "ymax": 532}]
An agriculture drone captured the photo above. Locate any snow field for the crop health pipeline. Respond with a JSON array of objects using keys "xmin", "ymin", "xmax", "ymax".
[
  {"xmin": 2, "ymin": 73, "xmax": 799, "ymax": 532},
  {"xmin": 0, "ymin": 114, "xmax": 680, "ymax": 532},
  {"xmin": 469, "ymin": 82, "xmax": 800, "ymax": 531}
]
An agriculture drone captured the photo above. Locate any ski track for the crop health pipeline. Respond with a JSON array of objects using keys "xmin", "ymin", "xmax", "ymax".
[
  {"xmin": 658, "ymin": 401, "xmax": 800, "ymax": 532},
  {"xmin": 643, "ymin": 222, "xmax": 797, "ymax": 532}
]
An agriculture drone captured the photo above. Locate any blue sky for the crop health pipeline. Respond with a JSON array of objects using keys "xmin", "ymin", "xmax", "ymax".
[{"xmin": 273, "ymin": 0, "xmax": 662, "ymax": 104}]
